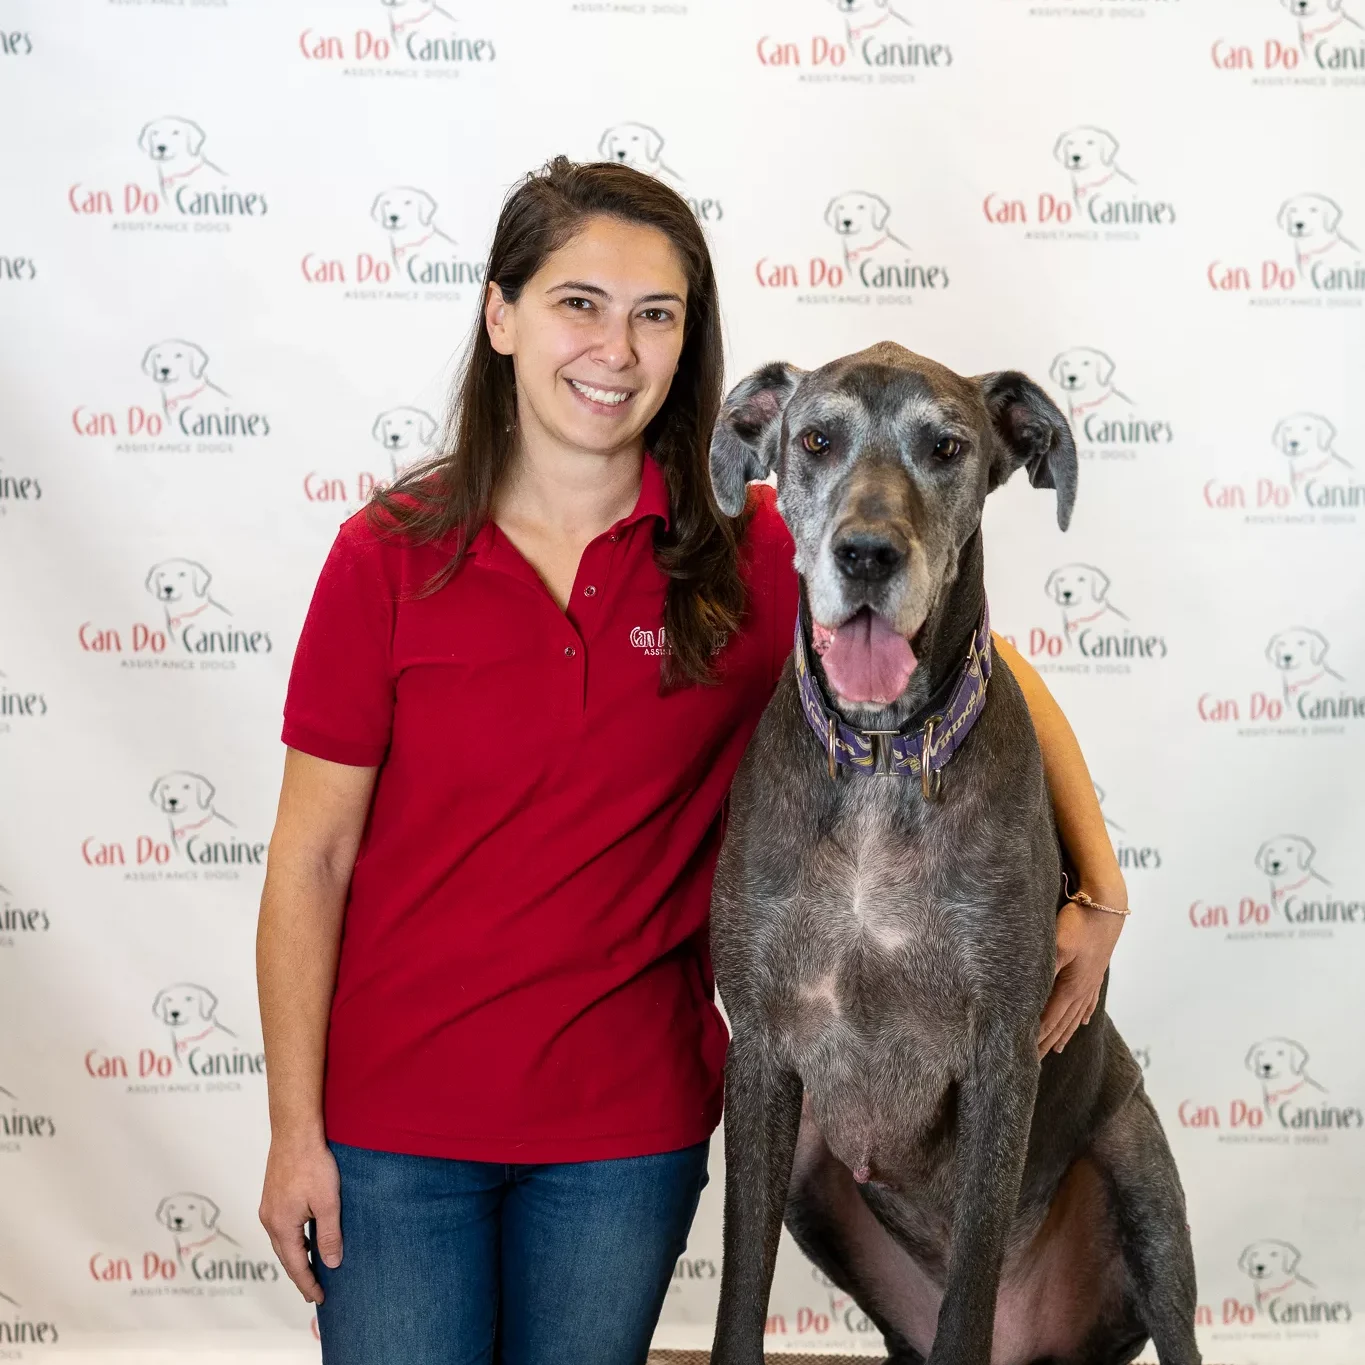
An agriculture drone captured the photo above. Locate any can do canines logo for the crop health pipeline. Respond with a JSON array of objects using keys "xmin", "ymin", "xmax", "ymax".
[
  {"xmin": 1208, "ymin": 192, "xmax": 1365, "ymax": 301},
  {"xmin": 301, "ymin": 185, "xmax": 485, "ymax": 298},
  {"xmin": 298, "ymin": 0, "xmax": 497, "ymax": 78},
  {"xmin": 1047, "ymin": 348, "xmax": 1174, "ymax": 458},
  {"xmin": 84, "ymin": 982, "xmax": 264, "ymax": 1089},
  {"xmin": 1189, "ymin": 834, "xmax": 1364, "ymax": 938},
  {"xmin": 983, "ymin": 126, "xmax": 1177, "ymax": 239},
  {"xmin": 755, "ymin": 0, "xmax": 954, "ymax": 83},
  {"xmin": 72, "ymin": 340, "xmax": 271, "ymax": 450},
  {"xmin": 1202, "ymin": 411, "xmax": 1362, "ymax": 523},
  {"xmin": 1177, "ymin": 1036, "xmax": 1362, "ymax": 1144},
  {"xmin": 596, "ymin": 123, "xmax": 723, "ymax": 223},
  {"xmin": 78, "ymin": 560, "xmax": 273, "ymax": 667},
  {"xmin": 81, "ymin": 771, "xmax": 266, "ymax": 878},
  {"xmin": 1212, "ymin": 0, "xmax": 1365, "ymax": 84},
  {"xmin": 68, "ymin": 117, "xmax": 267, "ymax": 230},
  {"xmin": 754, "ymin": 189, "xmax": 950, "ymax": 305},
  {"xmin": 89, "ymin": 1192, "xmax": 280, "ymax": 1292},
  {"xmin": 1197, "ymin": 627, "xmax": 1364, "ymax": 731},
  {"xmin": 1009, "ymin": 563, "xmax": 1168, "ymax": 673},
  {"xmin": 303, "ymin": 405, "xmax": 438, "ymax": 510}
]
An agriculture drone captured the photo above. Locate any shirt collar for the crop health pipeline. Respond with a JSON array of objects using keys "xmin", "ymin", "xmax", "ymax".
[{"xmin": 465, "ymin": 452, "xmax": 671, "ymax": 562}]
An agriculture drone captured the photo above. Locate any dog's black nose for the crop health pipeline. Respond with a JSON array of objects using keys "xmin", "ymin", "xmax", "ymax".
[{"xmin": 833, "ymin": 532, "xmax": 904, "ymax": 583}]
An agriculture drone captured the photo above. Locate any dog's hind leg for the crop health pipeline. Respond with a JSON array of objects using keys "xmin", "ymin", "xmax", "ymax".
[
  {"xmin": 711, "ymin": 1032, "xmax": 804, "ymax": 1365},
  {"xmin": 1090, "ymin": 1085, "xmax": 1201, "ymax": 1365}
]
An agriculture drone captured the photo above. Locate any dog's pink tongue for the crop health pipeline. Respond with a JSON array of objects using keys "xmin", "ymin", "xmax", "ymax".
[{"xmin": 816, "ymin": 609, "xmax": 917, "ymax": 704}]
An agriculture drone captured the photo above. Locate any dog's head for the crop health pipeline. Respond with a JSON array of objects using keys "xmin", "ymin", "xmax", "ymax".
[
  {"xmin": 153, "ymin": 983, "xmax": 219, "ymax": 1028},
  {"xmin": 141, "ymin": 340, "xmax": 209, "ymax": 386},
  {"xmin": 1239, "ymin": 1239, "xmax": 1301, "ymax": 1280},
  {"xmin": 1278, "ymin": 193, "xmax": 1342, "ymax": 241},
  {"xmin": 1245, "ymin": 1037, "xmax": 1309, "ymax": 1082},
  {"xmin": 1048, "ymin": 347, "xmax": 1116, "ymax": 398},
  {"xmin": 1045, "ymin": 563, "xmax": 1110, "ymax": 608},
  {"xmin": 156, "ymin": 1192, "xmax": 221, "ymax": 1234},
  {"xmin": 1273, "ymin": 412, "xmax": 1335, "ymax": 458},
  {"xmin": 1282, "ymin": 0, "xmax": 1343, "ymax": 17},
  {"xmin": 1053, "ymin": 126, "xmax": 1119, "ymax": 173},
  {"xmin": 371, "ymin": 186, "xmax": 438, "ymax": 232},
  {"xmin": 138, "ymin": 116, "xmax": 206, "ymax": 164},
  {"xmin": 372, "ymin": 407, "xmax": 438, "ymax": 451},
  {"xmin": 710, "ymin": 344, "xmax": 1075, "ymax": 713},
  {"xmin": 597, "ymin": 122, "xmax": 664, "ymax": 169},
  {"xmin": 150, "ymin": 771, "xmax": 216, "ymax": 816},
  {"xmin": 145, "ymin": 558, "xmax": 212, "ymax": 604},
  {"xmin": 1256, "ymin": 835, "xmax": 1316, "ymax": 877},
  {"xmin": 1266, "ymin": 626, "xmax": 1329, "ymax": 672},
  {"xmin": 825, "ymin": 191, "xmax": 893, "ymax": 240}
]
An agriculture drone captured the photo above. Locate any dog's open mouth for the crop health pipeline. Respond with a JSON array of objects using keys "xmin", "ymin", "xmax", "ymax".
[{"xmin": 811, "ymin": 608, "xmax": 918, "ymax": 706}]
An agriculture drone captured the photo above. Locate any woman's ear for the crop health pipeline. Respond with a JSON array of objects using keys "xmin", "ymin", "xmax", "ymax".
[{"xmin": 485, "ymin": 283, "xmax": 514, "ymax": 356}]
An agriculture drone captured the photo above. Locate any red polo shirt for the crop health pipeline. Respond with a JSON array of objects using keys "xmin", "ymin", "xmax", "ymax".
[{"xmin": 282, "ymin": 461, "xmax": 797, "ymax": 1162}]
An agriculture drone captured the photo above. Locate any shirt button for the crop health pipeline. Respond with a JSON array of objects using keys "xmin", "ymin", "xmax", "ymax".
[
  {"xmin": 607, "ymin": 533, "xmax": 619, "ymax": 543},
  {"xmin": 564, "ymin": 645, "xmax": 576, "ymax": 658},
  {"xmin": 583, "ymin": 585, "xmax": 597, "ymax": 598}
]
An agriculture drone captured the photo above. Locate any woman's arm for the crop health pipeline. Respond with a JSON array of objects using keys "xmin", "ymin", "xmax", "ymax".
[
  {"xmin": 992, "ymin": 634, "xmax": 1128, "ymax": 1059},
  {"xmin": 257, "ymin": 748, "xmax": 377, "ymax": 1304}
]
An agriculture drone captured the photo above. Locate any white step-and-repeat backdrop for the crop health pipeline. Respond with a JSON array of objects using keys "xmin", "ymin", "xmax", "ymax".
[{"xmin": 3, "ymin": 0, "xmax": 1364, "ymax": 1359}]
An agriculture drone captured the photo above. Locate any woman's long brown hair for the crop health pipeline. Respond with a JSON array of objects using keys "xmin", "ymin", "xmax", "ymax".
[{"xmin": 369, "ymin": 156, "xmax": 747, "ymax": 688}]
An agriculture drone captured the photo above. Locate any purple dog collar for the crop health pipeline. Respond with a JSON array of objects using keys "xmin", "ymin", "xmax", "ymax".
[{"xmin": 793, "ymin": 604, "xmax": 992, "ymax": 798}]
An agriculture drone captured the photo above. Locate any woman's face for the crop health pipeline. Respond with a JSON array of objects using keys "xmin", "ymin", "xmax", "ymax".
[{"xmin": 486, "ymin": 215, "xmax": 689, "ymax": 460}]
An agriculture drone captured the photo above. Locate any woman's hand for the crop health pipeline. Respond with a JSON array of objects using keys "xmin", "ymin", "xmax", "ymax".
[
  {"xmin": 1038, "ymin": 898, "xmax": 1127, "ymax": 1059},
  {"xmin": 259, "ymin": 1134, "xmax": 342, "ymax": 1304}
]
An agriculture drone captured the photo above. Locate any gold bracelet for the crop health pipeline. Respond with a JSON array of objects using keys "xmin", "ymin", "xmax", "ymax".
[{"xmin": 1070, "ymin": 888, "xmax": 1131, "ymax": 917}]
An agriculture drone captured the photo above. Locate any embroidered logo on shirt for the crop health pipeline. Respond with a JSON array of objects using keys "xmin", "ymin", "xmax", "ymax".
[{"xmin": 629, "ymin": 626, "xmax": 669, "ymax": 656}]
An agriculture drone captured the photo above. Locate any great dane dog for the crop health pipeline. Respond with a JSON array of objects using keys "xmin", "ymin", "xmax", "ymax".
[{"xmin": 707, "ymin": 343, "xmax": 1198, "ymax": 1365}]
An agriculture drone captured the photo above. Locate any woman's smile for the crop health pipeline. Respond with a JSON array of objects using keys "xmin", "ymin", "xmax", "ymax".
[{"xmin": 564, "ymin": 376, "xmax": 636, "ymax": 412}]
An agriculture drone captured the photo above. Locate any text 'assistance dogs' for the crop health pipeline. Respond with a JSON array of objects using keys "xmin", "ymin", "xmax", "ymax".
[{"xmin": 707, "ymin": 343, "xmax": 1198, "ymax": 1365}]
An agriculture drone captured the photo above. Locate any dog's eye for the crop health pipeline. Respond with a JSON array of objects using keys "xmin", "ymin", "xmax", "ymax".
[
  {"xmin": 934, "ymin": 437, "xmax": 963, "ymax": 461},
  {"xmin": 801, "ymin": 430, "xmax": 831, "ymax": 456}
]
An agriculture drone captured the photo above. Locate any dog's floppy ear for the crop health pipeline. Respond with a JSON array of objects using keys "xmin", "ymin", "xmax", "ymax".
[
  {"xmin": 149, "ymin": 777, "xmax": 167, "ymax": 807},
  {"xmin": 416, "ymin": 190, "xmax": 437, "ymax": 226},
  {"xmin": 1295, "ymin": 837, "xmax": 1316, "ymax": 868},
  {"xmin": 190, "ymin": 561, "xmax": 210, "ymax": 596},
  {"xmin": 1052, "ymin": 131, "xmax": 1071, "ymax": 166},
  {"xmin": 141, "ymin": 346, "xmax": 159, "ymax": 378},
  {"xmin": 155, "ymin": 1196, "xmax": 173, "ymax": 1227},
  {"xmin": 1238, "ymin": 1244, "xmax": 1257, "ymax": 1274},
  {"xmin": 1320, "ymin": 196, "xmax": 1342, "ymax": 232},
  {"xmin": 1093, "ymin": 350, "xmax": 1115, "ymax": 385},
  {"xmin": 1255, "ymin": 841, "xmax": 1271, "ymax": 873},
  {"xmin": 1048, "ymin": 353, "xmax": 1067, "ymax": 386},
  {"xmin": 138, "ymin": 121, "xmax": 156, "ymax": 155},
  {"xmin": 370, "ymin": 192, "xmax": 388, "ymax": 225},
  {"xmin": 823, "ymin": 196, "xmax": 842, "ymax": 229},
  {"xmin": 186, "ymin": 343, "xmax": 208, "ymax": 379},
  {"xmin": 145, "ymin": 564, "xmax": 163, "ymax": 595},
  {"xmin": 644, "ymin": 124, "xmax": 663, "ymax": 160},
  {"xmin": 1044, "ymin": 568, "xmax": 1062, "ymax": 599},
  {"xmin": 1088, "ymin": 566, "xmax": 1111, "ymax": 602},
  {"xmin": 181, "ymin": 119, "xmax": 206, "ymax": 156},
  {"xmin": 1272, "ymin": 417, "xmax": 1289, "ymax": 452},
  {"xmin": 978, "ymin": 371, "xmax": 1078, "ymax": 530},
  {"xmin": 1277, "ymin": 198, "xmax": 1295, "ymax": 232},
  {"xmin": 152, "ymin": 987, "xmax": 169, "ymax": 1020},
  {"xmin": 1306, "ymin": 629, "xmax": 1328, "ymax": 663},
  {"xmin": 1314, "ymin": 415, "xmax": 1337, "ymax": 448},
  {"xmin": 1281, "ymin": 1242, "xmax": 1301, "ymax": 1272},
  {"xmin": 1287, "ymin": 1040, "xmax": 1308, "ymax": 1075},
  {"xmin": 193, "ymin": 773, "xmax": 216, "ymax": 809},
  {"xmin": 195, "ymin": 985, "xmax": 218, "ymax": 1020},
  {"xmin": 418, "ymin": 411, "xmax": 437, "ymax": 444},
  {"xmin": 1097, "ymin": 129, "xmax": 1118, "ymax": 166},
  {"xmin": 1244, "ymin": 1042, "xmax": 1263, "ymax": 1074},
  {"xmin": 709, "ymin": 362, "xmax": 804, "ymax": 518},
  {"xmin": 199, "ymin": 1195, "xmax": 220, "ymax": 1229},
  {"xmin": 1265, "ymin": 632, "xmax": 1283, "ymax": 665},
  {"xmin": 371, "ymin": 412, "xmax": 389, "ymax": 444},
  {"xmin": 597, "ymin": 127, "xmax": 617, "ymax": 159},
  {"xmin": 869, "ymin": 194, "xmax": 891, "ymax": 230}
]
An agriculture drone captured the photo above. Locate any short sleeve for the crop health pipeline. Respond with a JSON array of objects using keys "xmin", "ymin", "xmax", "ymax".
[{"xmin": 282, "ymin": 518, "xmax": 396, "ymax": 767}]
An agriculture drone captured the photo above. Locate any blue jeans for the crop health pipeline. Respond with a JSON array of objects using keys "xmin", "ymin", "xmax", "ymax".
[{"xmin": 314, "ymin": 1138, "xmax": 710, "ymax": 1365}]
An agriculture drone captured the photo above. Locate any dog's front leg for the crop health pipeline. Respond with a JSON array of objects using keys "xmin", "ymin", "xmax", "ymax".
[
  {"xmin": 928, "ymin": 1029, "xmax": 1039, "ymax": 1365},
  {"xmin": 711, "ymin": 1030, "xmax": 803, "ymax": 1365}
]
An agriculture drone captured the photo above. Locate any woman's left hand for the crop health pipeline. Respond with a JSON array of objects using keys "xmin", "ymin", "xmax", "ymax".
[{"xmin": 1038, "ymin": 898, "xmax": 1127, "ymax": 1059}]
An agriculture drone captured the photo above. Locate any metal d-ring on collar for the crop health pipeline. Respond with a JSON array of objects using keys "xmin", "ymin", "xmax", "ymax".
[{"xmin": 794, "ymin": 602, "xmax": 992, "ymax": 799}]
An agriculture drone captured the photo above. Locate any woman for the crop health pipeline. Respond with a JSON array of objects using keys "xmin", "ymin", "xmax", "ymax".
[{"xmin": 256, "ymin": 157, "xmax": 1127, "ymax": 1365}]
